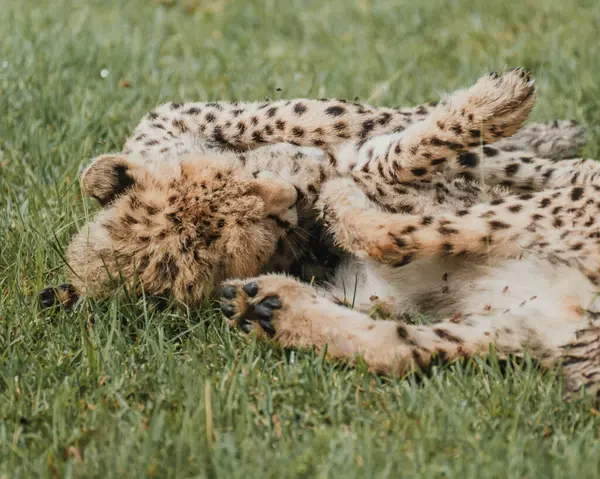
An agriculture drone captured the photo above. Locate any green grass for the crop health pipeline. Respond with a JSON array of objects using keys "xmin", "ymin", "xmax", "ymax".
[{"xmin": 1, "ymin": 0, "xmax": 600, "ymax": 476}]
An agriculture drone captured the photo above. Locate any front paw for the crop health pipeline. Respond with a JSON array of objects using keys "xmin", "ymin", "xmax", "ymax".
[
  {"xmin": 219, "ymin": 278, "xmax": 286, "ymax": 338},
  {"xmin": 39, "ymin": 283, "xmax": 79, "ymax": 310},
  {"xmin": 448, "ymin": 67, "xmax": 536, "ymax": 140}
]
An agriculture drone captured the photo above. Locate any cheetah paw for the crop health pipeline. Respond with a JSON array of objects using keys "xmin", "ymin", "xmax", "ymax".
[
  {"xmin": 39, "ymin": 283, "xmax": 79, "ymax": 310},
  {"xmin": 219, "ymin": 278, "xmax": 286, "ymax": 338},
  {"xmin": 442, "ymin": 67, "xmax": 536, "ymax": 140}
]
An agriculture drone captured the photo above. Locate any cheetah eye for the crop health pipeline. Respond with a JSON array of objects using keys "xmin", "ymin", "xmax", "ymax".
[{"xmin": 267, "ymin": 215, "xmax": 291, "ymax": 229}]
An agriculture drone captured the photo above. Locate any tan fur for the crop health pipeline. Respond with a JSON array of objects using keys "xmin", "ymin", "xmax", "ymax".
[
  {"xmin": 50, "ymin": 66, "xmax": 600, "ymax": 398},
  {"xmin": 70, "ymin": 156, "xmax": 298, "ymax": 303},
  {"xmin": 63, "ymin": 69, "xmax": 553, "ymax": 306},
  {"xmin": 216, "ymin": 72, "xmax": 600, "ymax": 399}
]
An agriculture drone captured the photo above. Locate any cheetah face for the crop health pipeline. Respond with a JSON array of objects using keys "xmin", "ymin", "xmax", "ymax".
[{"xmin": 66, "ymin": 153, "xmax": 298, "ymax": 306}]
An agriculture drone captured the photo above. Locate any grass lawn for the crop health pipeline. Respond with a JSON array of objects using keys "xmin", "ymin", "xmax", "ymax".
[{"xmin": 2, "ymin": 0, "xmax": 600, "ymax": 477}]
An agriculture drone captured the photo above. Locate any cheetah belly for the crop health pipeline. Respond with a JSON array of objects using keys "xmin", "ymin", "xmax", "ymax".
[{"xmin": 330, "ymin": 254, "xmax": 599, "ymax": 348}]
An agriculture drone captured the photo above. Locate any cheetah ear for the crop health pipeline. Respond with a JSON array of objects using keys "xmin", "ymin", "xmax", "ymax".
[{"xmin": 81, "ymin": 154, "xmax": 136, "ymax": 206}]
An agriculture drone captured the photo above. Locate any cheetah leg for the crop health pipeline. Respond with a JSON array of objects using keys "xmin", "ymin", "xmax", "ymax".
[
  {"xmin": 561, "ymin": 325, "xmax": 600, "ymax": 399},
  {"xmin": 319, "ymin": 178, "xmax": 598, "ymax": 271},
  {"xmin": 218, "ymin": 275, "xmax": 561, "ymax": 377},
  {"xmin": 493, "ymin": 120, "xmax": 586, "ymax": 160},
  {"xmin": 124, "ymin": 99, "xmax": 436, "ymax": 158},
  {"xmin": 453, "ymin": 151, "xmax": 600, "ymax": 191},
  {"xmin": 434, "ymin": 120, "xmax": 590, "ymax": 191},
  {"xmin": 344, "ymin": 68, "xmax": 535, "ymax": 183}
]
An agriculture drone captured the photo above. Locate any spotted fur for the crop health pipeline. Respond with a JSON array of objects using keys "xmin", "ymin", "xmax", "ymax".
[
  {"xmin": 52, "ymin": 69, "xmax": 549, "ymax": 306},
  {"xmin": 215, "ymin": 73, "xmax": 600, "ymax": 400}
]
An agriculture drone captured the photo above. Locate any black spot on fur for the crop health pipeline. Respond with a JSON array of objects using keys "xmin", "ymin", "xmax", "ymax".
[
  {"xmin": 325, "ymin": 105, "xmax": 346, "ymax": 116},
  {"xmin": 378, "ymin": 113, "xmax": 392, "ymax": 125},
  {"xmin": 212, "ymin": 126, "xmax": 225, "ymax": 143},
  {"xmin": 542, "ymin": 169, "xmax": 555, "ymax": 181},
  {"xmin": 293, "ymin": 103, "xmax": 307, "ymax": 115},
  {"xmin": 450, "ymin": 124, "xmax": 463, "ymax": 135},
  {"xmin": 571, "ymin": 187, "xmax": 584, "ymax": 201},
  {"xmin": 291, "ymin": 127, "xmax": 305, "ymax": 138},
  {"xmin": 184, "ymin": 107, "xmax": 202, "ymax": 115},
  {"xmin": 504, "ymin": 163, "xmax": 520, "ymax": 177},
  {"xmin": 434, "ymin": 328, "xmax": 463, "ymax": 343},
  {"xmin": 396, "ymin": 325, "xmax": 417, "ymax": 345},
  {"xmin": 508, "ymin": 204, "xmax": 523, "ymax": 213},
  {"xmin": 360, "ymin": 119, "xmax": 375, "ymax": 138},
  {"xmin": 411, "ymin": 168, "xmax": 428, "ymax": 177},
  {"xmin": 483, "ymin": 146, "xmax": 498, "ymax": 157},
  {"xmin": 438, "ymin": 225, "xmax": 459, "ymax": 235},
  {"xmin": 489, "ymin": 220, "xmax": 510, "ymax": 230},
  {"xmin": 458, "ymin": 152, "xmax": 479, "ymax": 168}
]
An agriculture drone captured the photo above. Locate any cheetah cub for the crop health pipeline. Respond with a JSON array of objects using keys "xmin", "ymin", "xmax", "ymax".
[
  {"xmin": 41, "ymin": 68, "xmax": 558, "ymax": 309},
  {"xmin": 217, "ymin": 79, "xmax": 600, "ymax": 400}
]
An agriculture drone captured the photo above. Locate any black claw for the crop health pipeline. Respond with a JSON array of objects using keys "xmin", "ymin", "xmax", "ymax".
[
  {"xmin": 220, "ymin": 302, "xmax": 237, "ymax": 318},
  {"xmin": 259, "ymin": 318, "xmax": 276, "ymax": 337},
  {"xmin": 39, "ymin": 287, "xmax": 57, "ymax": 309},
  {"xmin": 243, "ymin": 282, "xmax": 259, "ymax": 297},
  {"xmin": 253, "ymin": 303, "xmax": 274, "ymax": 321},
  {"xmin": 506, "ymin": 67, "xmax": 530, "ymax": 80},
  {"xmin": 261, "ymin": 296, "xmax": 282, "ymax": 310},
  {"xmin": 219, "ymin": 284, "xmax": 238, "ymax": 300},
  {"xmin": 553, "ymin": 119, "xmax": 559, "ymax": 128}
]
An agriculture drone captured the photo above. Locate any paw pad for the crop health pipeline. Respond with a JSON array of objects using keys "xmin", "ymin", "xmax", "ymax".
[
  {"xmin": 39, "ymin": 284, "xmax": 78, "ymax": 310},
  {"xmin": 219, "ymin": 281, "xmax": 282, "ymax": 337}
]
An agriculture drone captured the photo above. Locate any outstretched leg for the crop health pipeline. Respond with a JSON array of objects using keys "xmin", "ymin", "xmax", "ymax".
[
  {"xmin": 494, "ymin": 120, "xmax": 585, "ymax": 160},
  {"xmin": 122, "ymin": 98, "xmax": 436, "ymax": 159},
  {"xmin": 219, "ymin": 274, "xmax": 600, "ymax": 399},
  {"xmin": 319, "ymin": 178, "xmax": 600, "ymax": 282},
  {"xmin": 218, "ymin": 274, "xmax": 494, "ymax": 374},
  {"xmin": 452, "ymin": 152, "xmax": 600, "ymax": 191},
  {"xmin": 337, "ymin": 68, "xmax": 536, "ymax": 182}
]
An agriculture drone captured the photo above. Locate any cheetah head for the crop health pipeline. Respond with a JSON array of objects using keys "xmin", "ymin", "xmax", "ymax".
[{"xmin": 51, "ymin": 152, "xmax": 299, "ymax": 308}]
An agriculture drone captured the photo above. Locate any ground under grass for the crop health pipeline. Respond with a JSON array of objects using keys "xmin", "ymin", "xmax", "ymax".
[{"xmin": 1, "ymin": 0, "xmax": 600, "ymax": 477}]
